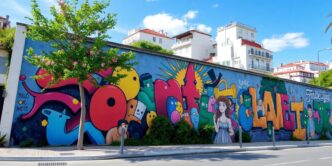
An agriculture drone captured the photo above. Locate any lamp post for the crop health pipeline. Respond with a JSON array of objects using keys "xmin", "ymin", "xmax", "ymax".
[{"xmin": 317, "ymin": 47, "xmax": 332, "ymax": 65}]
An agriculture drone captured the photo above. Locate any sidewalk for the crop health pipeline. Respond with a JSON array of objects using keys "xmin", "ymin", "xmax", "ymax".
[{"xmin": 0, "ymin": 141, "xmax": 331, "ymax": 161}]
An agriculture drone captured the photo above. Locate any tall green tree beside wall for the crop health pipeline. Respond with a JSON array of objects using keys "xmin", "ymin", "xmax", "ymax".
[
  {"xmin": 130, "ymin": 40, "xmax": 174, "ymax": 54},
  {"xmin": 309, "ymin": 69, "xmax": 332, "ymax": 89},
  {"xmin": 0, "ymin": 27, "xmax": 15, "ymax": 65},
  {"xmin": 26, "ymin": 0, "xmax": 135, "ymax": 150}
]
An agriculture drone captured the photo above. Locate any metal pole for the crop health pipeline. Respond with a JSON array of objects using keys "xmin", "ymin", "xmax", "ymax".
[
  {"xmin": 307, "ymin": 119, "xmax": 310, "ymax": 145},
  {"xmin": 239, "ymin": 126, "xmax": 242, "ymax": 148},
  {"xmin": 120, "ymin": 126, "xmax": 125, "ymax": 154},
  {"xmin": 272, "ymin": 126, "xmax": 275, "ymax": 147}
]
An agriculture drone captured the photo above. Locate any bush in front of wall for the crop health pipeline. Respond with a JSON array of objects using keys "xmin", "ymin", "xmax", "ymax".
[
  {"xmin": 0, "ymin": 133, "xmax": 6, "ymax": 147},
  {"xmin": 171, "ymin": 120, "xmax": 199, "ymax": 144},
  {"xmin": 19, "ymin": 138, "xmax": 34, "ymax": 147},
  {"xmin": 234, "ymin": 130, "xmax": 252, "ymax": 143},
  {"xmin": 144, "ymin": 116, "xmax": 174, "ymax": 145},
  {"xmin": 197, "ymin": 125, "xmax": 215, "ymax": 144}
]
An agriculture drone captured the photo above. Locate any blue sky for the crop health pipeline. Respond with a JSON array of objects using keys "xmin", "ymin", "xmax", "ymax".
[{"xmin": 1, "ymin": 0, "xmax": 332, "ymax": 67}]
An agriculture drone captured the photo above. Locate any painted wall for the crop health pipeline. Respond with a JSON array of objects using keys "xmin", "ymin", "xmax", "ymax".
[{"xmin": 6, "ymin": 34, "xmax": 332, "ymax": 146}]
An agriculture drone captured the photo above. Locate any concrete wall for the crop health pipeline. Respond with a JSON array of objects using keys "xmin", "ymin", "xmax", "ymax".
[{"xmin": 1, "ymin": 24, "xmax": 332, "ymax": 146}]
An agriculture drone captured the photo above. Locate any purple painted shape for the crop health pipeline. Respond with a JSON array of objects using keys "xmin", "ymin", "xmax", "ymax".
[
  {"xmin": 20, "ymin": 81, "xmax": 81, "ymax": 120},
  {"xmin": 171, "ymin": 111, "xmax": 181, "ymax": 124},
  {"xmin": 208, "ymin": 96, "xmax": 216, "ymax": 113}
]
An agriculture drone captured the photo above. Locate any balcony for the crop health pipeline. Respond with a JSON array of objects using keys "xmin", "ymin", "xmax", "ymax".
[
  {"xmin": 172, "ymin": 39, "xmax": 192, "ymax": 49},
  {"xmin": 248, "ymin": 51, "xmax": 273, "ymax": 59},
  {"xmin": 248, "ymin": 64, "xmax": 274, "ymax": 73}
]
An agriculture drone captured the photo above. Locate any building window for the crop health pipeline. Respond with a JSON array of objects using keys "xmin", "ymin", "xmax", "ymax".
[
  {"xmin": 250, "ymin": 48, "xmax": 254, "ymax": 54},
  {"xmin": 153, "ymin": 37, "xmax": 156, "ymax": 42},
  {"xmin": 159, "ymin": 38, "xmax": 162, "ymax": 44},
  {"xmin": 266, "ymin": 63, "xmax": 270, "ymax": 71},
  {"xmin": 251, "ymin": 33, "xmax": 254, "ymax": 38}
]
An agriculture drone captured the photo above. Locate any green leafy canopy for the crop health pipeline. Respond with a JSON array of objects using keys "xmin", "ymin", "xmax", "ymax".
[
  {"xmin": 130, "ymin": 40, "xmax": 174, "ymax": 55},
  {"xmin": 25, "ymin": 0, "xmax": 136, "ymax": 86}
]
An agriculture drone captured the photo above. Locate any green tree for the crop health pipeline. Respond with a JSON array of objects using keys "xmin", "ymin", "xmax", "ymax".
[
  {"xmin": 26, "ymin": 0, "xmax": 135, "ymax": 150},
  {"xmin": 309, "ymin": 69, "xmax": 332, "ymax": 89},
  {"xmin": 0, "ymin": 27, "xmax": 15, "ymax": 65},
  {"xmin": 130, "ymin": 40, "xmax": 174, "ymax": 54}
]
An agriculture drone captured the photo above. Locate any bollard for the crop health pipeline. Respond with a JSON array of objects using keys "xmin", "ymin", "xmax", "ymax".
[
  {"xmin": 272, "ymin": 126, "xmax": 275, "ymax": 147},
  {"xmin": 307, "ymin": 120, "xmax": 310, "ymax": 145},
  {"xmin": 239, "ymin": 126, "xmax": 243, "ymax": 148},
  {"xmin": 120, "ymin": 126, "xmax": 125, "ymax": 154}
]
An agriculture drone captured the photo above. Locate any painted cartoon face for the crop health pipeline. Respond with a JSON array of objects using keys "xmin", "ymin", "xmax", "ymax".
[
  {"xmin": 146, "ymin": 111, "xmax": 157, "ymax": 128},
  {"xmin": 199, "ymin": 95, "xmax": 209, "ymax": 112},
  {"xmin": 112, "ymin": 67, "xmax": 140, "ymax": 100},
  {"xmin": 190, "ymin": 108, "xmax": 199, "ymax": 129},
  {"xmin": 243, "ymin": 94, "xmax": 252, "ymax": 107},
  {"xmin": 141, "ymin": 76, "xmax": 154, "ymax": 98},
  {"xmin": 176, "ymin": 101, "xmax": 183, "ymax": 115},
  {"xmin": 219, "ymin": 101, "xmax": 227, "ymax": 113},
  {"xmin": 167, "ymin": 97, "xmax": 178, "ymax": 117},
  {"xmin": 126, "ymin": 99, "xmax": 146, "ymax": 124}
]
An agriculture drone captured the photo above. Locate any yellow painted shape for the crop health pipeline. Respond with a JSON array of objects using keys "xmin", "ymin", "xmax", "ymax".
[
  {"xmin": 291, "ymin": 102, "xmax": 305, "ymax": 140},
  {"xmin": 251, "ymin": 87, "xmax": 267, "ymax": 129},
  {"xmin": 264, "ymin": 91, "xmax": 282, "ymax": 130},
  {"xmin": 72, "ymin": 98, "xmax": 79, "ymax": 105},
  {"xmin": 146, "ymin": 111, "xmax": 157, "ymax": 128},
  {"xmin": 112, "ymin": 67, "xmax": 140, "ymax": 100},
  {"xmin": 41, "ymin": 119, "xmax": 48, "ymax": 127}
]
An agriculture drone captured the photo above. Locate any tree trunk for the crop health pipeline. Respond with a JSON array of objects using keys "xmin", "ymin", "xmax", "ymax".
[{"xmin": 77, "ymin": 82, "xmax": 86, "ymax": 150}]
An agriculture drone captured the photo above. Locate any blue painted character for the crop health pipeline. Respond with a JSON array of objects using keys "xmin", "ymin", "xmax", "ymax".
[
  {"xmin": 237, "ymin": 90, "xmax": 253, "ymax": 132},
  {"xmin": 42, "ymin": 109, "xmax": 105, "ymax": 146},
  {"xmin": 190, "ymin": 107, "xmax": 199, "ymax": 129},
  {"xmin": 167, "ymin": 96, "xmax": 182, "ymax": 124}
]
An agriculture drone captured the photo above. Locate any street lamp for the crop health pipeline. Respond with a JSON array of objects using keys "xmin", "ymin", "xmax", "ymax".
[{"xmin": 317, "ymin": 47, "xmax": 332, "ymax": 64}]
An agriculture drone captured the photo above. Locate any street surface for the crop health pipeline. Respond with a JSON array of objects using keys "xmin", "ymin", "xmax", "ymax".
[{"xmin": 1, "ymin": 146, "xmax": 332, "ymax": 166}]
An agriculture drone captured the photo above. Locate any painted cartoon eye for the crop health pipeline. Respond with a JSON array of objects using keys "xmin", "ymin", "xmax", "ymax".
[
  {"xmin": 194, "ymin": 80, "xmax": 197, "ymax": 85},
  {"xmin": 133, "ymin": 76, "xmax": 137, "ymax": 81},
  {"xmin": 130, "ymin": 105, "xmax": 134, "ymax": 109}
]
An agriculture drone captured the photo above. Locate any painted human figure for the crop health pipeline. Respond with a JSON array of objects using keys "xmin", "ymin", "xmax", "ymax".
[
  {"xmin": 106, "ymin": 119, "xmax": 129, "ymax": 144},
  {"xmin": 214, "ymin": 96, "xmax": 234, "ymax": 144},
  {"xmin": 257, "ymin": 99, "xmax": 265, "ymax": 118},
  {"xmin": 307, "ymin": 104, "xmax": 315, "ymax": 139}
]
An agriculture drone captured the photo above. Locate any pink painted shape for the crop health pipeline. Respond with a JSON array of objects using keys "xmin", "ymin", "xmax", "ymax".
[
  {"xmin": 20, "ymin": 81, "xmax": 81, "ymax": 120},
  {"xmin": 181, "ymin": 63, "xmax": 200, "ymax": 112},
  {"xmin": 280, "ymin": 94, "xmax": 295, "ymax": 130},
  {"xmin": 171, "ymin": 111, "xmax": 181, "ymax": 124},
  {"xmin": 97, "ymin": 67, "xmax": 113, "ymax": 78},
  {"xmin": 313, "ymin": 111, "xmax": 320, "ymax": 122},
  {"xmin": 208, "ymin": 96, "xmax": 216, "ymax": 113},
  {"xmin": 154, "ymin": 79, "xmax": 183, "ymax": 117}
]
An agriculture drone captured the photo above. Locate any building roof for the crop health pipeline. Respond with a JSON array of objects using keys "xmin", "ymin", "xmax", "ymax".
[
  {"xmin": 173, "ymin": 30, "xmax": 211, "ymax": 39},
  {"xmin": 123, "ymin": 28, "xmax": 172, "ymax": 40},
  {"xmin": 139, "ymin": 28, "xmax": 172, "ymax": 39},
  {"xmin": 0, "ymin": 16, "xmax": 5, "ymax": 19},
  {"xmin": 273, "ymin": 69, "xmax": 315, "ymax": 76},
  {"xmin": 278, "ymin": 60, "xmax": 328, "ymax": 68},
  {"xmin": 241, "ymin": 39, "xmax": 262, "ymax": 49}
]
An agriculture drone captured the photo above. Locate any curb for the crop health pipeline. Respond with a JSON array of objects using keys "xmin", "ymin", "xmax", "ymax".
[{"xmin": 0, "ymin": 143, "xmax": 331, "ymax": 161}]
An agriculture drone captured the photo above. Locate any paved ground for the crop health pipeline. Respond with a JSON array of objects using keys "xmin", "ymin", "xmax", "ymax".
[
  {"xmin": 0, "ymin": 140, "xmax": 331, "ymax": 162},
  {"xmin": 1, "ymin": 146, "xmax": 332, "ymax": 166}
]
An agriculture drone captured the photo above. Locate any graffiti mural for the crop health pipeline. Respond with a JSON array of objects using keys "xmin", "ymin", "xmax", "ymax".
[{"xmin": 8, "ymin": 38, "xmax": 332, "ymax": 146}]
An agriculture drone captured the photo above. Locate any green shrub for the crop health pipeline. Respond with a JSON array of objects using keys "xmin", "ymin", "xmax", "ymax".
[
  {"xmin": 171, "ymin": 120, "xmax": 198, "ymax": 144},
  {"xmin": 109, "ymin": 141, "xmax": 121, "ymax": 146},
  {"xmin": 318, "ymin": 134, "xmax": 329, "ymax": 140},
  {"xmin": 145, "ymin": 116, "xmax": 174, "ymax": 145},
  {"xmin": 197, "ymin": 125, "xmax": 215, "ymax": 144},
  {"xmin": 234, "ymin": 130, "xmax": 252, "ymax": 143},
  {"xmin": 0, "ymin": 133, "xmax": 6, "ymax": 147},
  {"xmin": 19, "ymin": 138, "xmax": 34, "ymax": 147}
]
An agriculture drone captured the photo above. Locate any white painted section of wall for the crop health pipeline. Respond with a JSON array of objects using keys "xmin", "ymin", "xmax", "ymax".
[{"xmin": 0, "ymin": 24, "xmax": 26, "ymax": 146}]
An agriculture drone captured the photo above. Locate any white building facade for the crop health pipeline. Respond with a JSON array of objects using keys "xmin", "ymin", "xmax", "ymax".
[
  {"xmin": 172, "ymin": 30, "xmax": 215, "ymax": 60},
  {"xmin": 214, "ymin": 22, "xmax": 273, "ymax": 74},
  {"xmin": 123, "ymin": 28, "xmax": 174, "ymax": 50},
  {"xmin": 273, "ymin": 60, "xmax": 329, "ymax": 83}
]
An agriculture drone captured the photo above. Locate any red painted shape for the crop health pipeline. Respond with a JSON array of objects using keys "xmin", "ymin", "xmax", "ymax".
[
  {"xmin": 154, "ymin": 79, "xmax": 183, "ymax": 117},
  {"xmin": 280, "ymin": 94, "xmax": 295, "ymax": 130},
  {"xmin": 181, "ymin": 64, "xmax": 200, "ymax": 112},
  {"xmin": 35, "ymin": 68, "xmax": 99, "ymax": 94},
  {"xmin": 89, "ymin": 85, "xmax": 127, "ymax": 131},
  {"xmin": 21, "ymin": 81, "xmax": 81, "ymax": 120}
]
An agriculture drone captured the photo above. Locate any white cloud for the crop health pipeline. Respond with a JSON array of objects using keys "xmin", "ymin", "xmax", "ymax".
[
  {"xmin": 143, "ymin": 13, "xmax": 187, "ymax": 36},
  {"xmin": 262, "ymin": 32, "xmax": 309, "ymax": 52},
  {"xmin": 142, "ymin": 11, "xmax": 212, "ymax": 36},
  {"xmin": 212, "ymin": 4, "xmax": 219, "ymax": 8},
  {"xmin": 196, "ymin": 24, "xmax": 212, "ymax": 33},
  {"xmin": 183, "ymin": 10, "xmax": 198, "ymax": 20}
]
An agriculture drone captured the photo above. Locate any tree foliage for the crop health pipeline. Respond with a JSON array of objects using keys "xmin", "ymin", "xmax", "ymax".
[
  {"xmin": 26, "ymin": 0, "xmax": 136, "ymax": 150},
  {"xmin": 0, "ymin": 27, "xmax": 15, "ymax": 64},
  {"xmin": 26, "ymin": 0, "xmax": 135, "ymax": 85},
  {"xmin": 309, "ymin": 69, "xmax": 332, "ymax": 89},
  {"xmin": 130, "ymin": 40, "xmax": 174, "ymax": 55}
]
